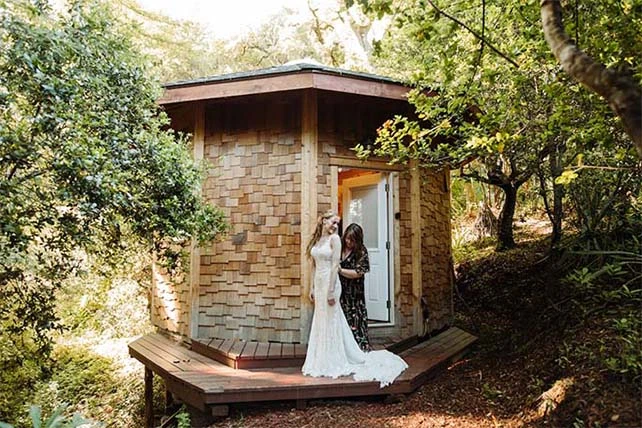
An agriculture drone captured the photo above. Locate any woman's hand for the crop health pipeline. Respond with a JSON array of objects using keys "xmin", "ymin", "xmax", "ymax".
[{"xmin": 327, "ymin": 288, "xmax": 336, "ymax": 306}]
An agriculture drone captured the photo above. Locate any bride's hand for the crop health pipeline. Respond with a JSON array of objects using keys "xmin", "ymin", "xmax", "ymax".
[{"xmin": 327, "ymin": 290, "xmax": 336, "ymax": 306}]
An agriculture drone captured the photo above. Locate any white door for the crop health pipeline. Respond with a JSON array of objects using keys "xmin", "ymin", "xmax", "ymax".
[{"xmin": 342, "ymin": 173, "xmax": 390, "ymax": 322}]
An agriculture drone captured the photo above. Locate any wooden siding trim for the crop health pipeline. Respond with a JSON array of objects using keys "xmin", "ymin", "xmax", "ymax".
[
  {"xmin": 300, "ymin": 90, "xmax": 318, "ymax": 343},
  {"xmin": 392, "ymin": 172, "xmax": 402, "ymax": 303},
  {"xmin": 410, "ymin": 161, "xmax": 423, "ymax": 336},
  {"xmin": 312, "ymin": 73, "xmax": 409, "ymax": 100},
  {"xmin": 330, "ymin": 165, "xmax": 338, "ymax": 214},
  {"xmin": 444, "ymin": 170, "xmax": 455, "ymax": 323},
  {"xmin": 328, "ymin": 155, "xmax": 405, "ymax": 171},
  {"xmin": 159, "ymin": 73, "xmax": 315, "ymax": 105},
  {"xmin": 189, "ymin": 103, "xmax": 205, "ymax": 340},
  {"xmin": 158, "ymin": 72, "xmax": 410, "ymax": 105}
]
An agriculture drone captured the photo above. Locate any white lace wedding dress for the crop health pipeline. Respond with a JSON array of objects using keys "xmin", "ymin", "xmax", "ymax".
[{"xmin": 302, "ymin": 238, "xmax": 408, "ymax": 387}]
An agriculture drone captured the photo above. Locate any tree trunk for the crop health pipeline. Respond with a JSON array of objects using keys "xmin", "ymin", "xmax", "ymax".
[
  {"xmin": 550, "ymin": 148, "xmax": 564, "ymax": 246},
  {"xmin": 473, "ymin": 201, "xmax": 498, "ymax": 239},
  {"xmin": 497, "ymin": 184, "xmax": 518, "ymax": 250},
  {"xmin": 551, "ymin": 184, "xmax": 563, "ymax": 245},
  {"xmin": 541, "ymin": 0, "xmax": 642, "ymax": 158}
]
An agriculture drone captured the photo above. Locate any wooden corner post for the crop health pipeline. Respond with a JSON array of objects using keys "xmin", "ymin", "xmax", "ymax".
[
  {"xmin": 410, "ymin": 160, "xmax": 423, "ymax": 335},
  {"xmin": 300, "ymin": 90, "xmax": 318, "ymax": 343},
  {"xmin": 144, "ymin": 367, "xmax": 154, "ymax": 428},
  {"xmin": 190, "ymin": 102, "xmax": 205, "ymax": 340}
]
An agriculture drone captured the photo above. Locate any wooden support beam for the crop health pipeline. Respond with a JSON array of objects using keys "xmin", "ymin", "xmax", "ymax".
[
  {"xmin": 144, "ymin": 367, "xmax": 154, "ymax": 428},
  {"xmin": 189, "ymin": 102, "xmax": 205, "ymax": 340},
  {"xmin": 410, "ymin": 161, "xmax": 423, "ymax": 336},
  {"xmin": 330, "ymin": 165, "xmax": 338, "ymax": 214},
  {"xmin": 300, "ymin": 89, "xmax": 318, "ymax": 343},
  {"xmin": 210, "ymin": 405, "xmax": 229, "ymax": 417},
  {"xmin": 165, "ymin": 384, "xmax": 173, "ymax": 413},
  {"xmin": 443, "ymin": 170, "xmax": 455, "ymax": 323},
  {"xmin": 328, "ymin": 155, "xmax": 404, "ymax": 171}
]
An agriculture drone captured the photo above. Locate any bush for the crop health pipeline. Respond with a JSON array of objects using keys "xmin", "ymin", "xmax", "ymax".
[
  {"xmin": 561, "ymin": 238, "xmax": 642, "ymax": 386},
  {"xmin": 0, "ymin": 405, "xmax": 95, "ymax": 428},
  {"xmin": 29, "ymin": 343, "xmax": 165, "ymax": 428}
]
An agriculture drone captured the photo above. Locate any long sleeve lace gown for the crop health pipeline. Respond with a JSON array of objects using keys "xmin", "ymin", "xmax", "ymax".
[{"xmin": 302, "ymin": 237, "xmax": 408, "ymax": 387}]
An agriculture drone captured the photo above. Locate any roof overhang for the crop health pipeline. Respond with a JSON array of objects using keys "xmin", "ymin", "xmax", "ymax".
[{"xmin": 158, "ymin": 64, "xmax": 411, "ymax": 105}]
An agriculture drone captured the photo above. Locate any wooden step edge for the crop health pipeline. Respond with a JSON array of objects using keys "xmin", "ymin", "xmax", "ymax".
[{"xmin": 191, "ymin": 340, "xmax": 237, "ymax": 368}]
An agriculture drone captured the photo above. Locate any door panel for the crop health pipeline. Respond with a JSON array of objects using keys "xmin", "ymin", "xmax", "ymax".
[{"xmin": 342, "ymin": 172, "xmax": 390, "ymax": 322}]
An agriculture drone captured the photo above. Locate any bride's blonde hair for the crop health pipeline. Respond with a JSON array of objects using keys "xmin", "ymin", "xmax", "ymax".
[{"xmin": 306, "ymin": 210, "xmax": 337, "ymax": 258}]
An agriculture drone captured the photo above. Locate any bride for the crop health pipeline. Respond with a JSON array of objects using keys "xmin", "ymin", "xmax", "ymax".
[{"xmin": 301, "ymin": 210, "xmax": 408, "ymax": 387}]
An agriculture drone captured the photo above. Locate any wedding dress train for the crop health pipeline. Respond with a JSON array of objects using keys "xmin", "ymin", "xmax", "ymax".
[{"xmin": 302, "ymin": 238, "xmax": 408, "ymax": 387}]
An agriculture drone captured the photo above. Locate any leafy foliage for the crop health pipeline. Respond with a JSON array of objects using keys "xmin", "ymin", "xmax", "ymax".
[
  {"xmin": 0, "ymin": 0, "xmax": 226, "ymax": 422},
  {"xmin": 6, "ymin": 340, "xmax": 166, "ymax": 428},
  {"xmin": 561, "ymin": 253, "xmax": 642, "ymax": 384},
  {"xmin": 0, "ymin": 404, "xmax": 95, "ymax": 428},
  {"xmin": 352, "ymin": 0, "xmax": 641, "ymax": 249}
]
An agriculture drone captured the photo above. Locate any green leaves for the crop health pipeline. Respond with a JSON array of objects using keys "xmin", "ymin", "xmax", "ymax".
[
  {"xmin": 555, "ymin": 170, "xmax": 579, "ymax": 186},
  {"xmin": 0, "ymin": 404, "xmax": 95, "ymax": 428},
  {"xmin": 1, "ymin": 2, "xmax": 227, "ymax": 420}
]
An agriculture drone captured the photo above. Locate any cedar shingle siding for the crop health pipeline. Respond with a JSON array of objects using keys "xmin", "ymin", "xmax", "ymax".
[{"xmin": 151, "ymin": 67, "xmax": 453, "ymax": 345}]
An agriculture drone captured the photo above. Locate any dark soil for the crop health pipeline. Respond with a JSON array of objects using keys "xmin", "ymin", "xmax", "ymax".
[{"xmin": 209, "ymin": 233, "xmax": 642, "ymax": 428}]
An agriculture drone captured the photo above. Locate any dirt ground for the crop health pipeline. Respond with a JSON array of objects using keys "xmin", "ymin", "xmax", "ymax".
[{"xmin": 208, "ymin": 232, "xmax": 641, "ymax": 428}]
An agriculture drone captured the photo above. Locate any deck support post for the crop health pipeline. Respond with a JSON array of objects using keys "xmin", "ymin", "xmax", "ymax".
[
  {"xmin": 164, "ymin": 384, "xmax": 173, "ymax": 413},
  {"xmin": 144, "ymin": 367, "xmax": 154, "ymax": 428},
  {"xmin": 295, "ymin": 399, "xmax": 307, "ymax": 410},
  {"xmin": 210, "ymin": 405, "xmax": 229, "ymax": 417}
]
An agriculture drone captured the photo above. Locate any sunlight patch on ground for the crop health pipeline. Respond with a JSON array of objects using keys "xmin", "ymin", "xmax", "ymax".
[
  {"xmin": 90, "ymin": 337, "xmax": 143, "ymax": 376},
  {"xmin": 387, "ymin": 411, "xmax": 511, "ymax": 428},
  {"xmin": 57, "ymin": 334, "xmax": 144, "ymax": 376},
  {"xmin": 536, "ymin": 377, "xmax": 575, "ymax": 418}
]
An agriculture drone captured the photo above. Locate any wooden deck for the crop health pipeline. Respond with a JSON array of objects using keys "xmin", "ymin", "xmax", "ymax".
[
  {"xmin": 129, "ymin": 327, "xmax": 476, "ymax": 424},
  {"xmin": 191, "ymin": 338, "xmax": 308, "ymax": 369},
  {"xmin": 191, "ymin": 333, "xmax": 421, "ymax": 369}
]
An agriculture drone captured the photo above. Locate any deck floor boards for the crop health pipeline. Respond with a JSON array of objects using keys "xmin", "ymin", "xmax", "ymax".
[
  {"xmin": 239, "ymin": 341, "xmax": 258, "ymax": 360},
  {"xmin": 192, "ymin": 331, "xmax": 424, "ymax": 369},
  {"xmin": 129, "ymin": 327, "xmax": 477, "ymax": 412}
]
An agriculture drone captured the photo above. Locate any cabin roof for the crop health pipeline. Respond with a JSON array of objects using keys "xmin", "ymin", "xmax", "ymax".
[{"xmin": 158, "ymin": 62, "xmax": 412, "ymax": 105}]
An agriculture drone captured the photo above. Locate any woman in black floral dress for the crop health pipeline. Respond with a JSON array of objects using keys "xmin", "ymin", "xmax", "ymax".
[{"xmin": 338, "ymin": 223, "xmax": 371, "ymax": 351}]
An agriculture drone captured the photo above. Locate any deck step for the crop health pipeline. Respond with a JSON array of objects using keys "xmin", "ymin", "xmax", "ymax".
[
  {"xmin": 191, "ymin": 338, "xmax": 306, "ymax": 369},
  {"xmin": 191, "ymin": 334, "xmax": 422, "ymax": 369}
]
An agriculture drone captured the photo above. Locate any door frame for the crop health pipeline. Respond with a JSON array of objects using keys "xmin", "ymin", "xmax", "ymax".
[{"xmin": 336, "ymin": 168, "xmax": 396, "ymax": 327}]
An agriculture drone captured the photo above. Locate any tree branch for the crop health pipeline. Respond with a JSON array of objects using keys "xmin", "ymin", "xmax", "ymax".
[
  {"xmin": 460, "ymin": 166, "xmax": 507, "ymax": 187},
  {"xmin": 541, "ymin": 0, "xmax": 642, "ymax": 158},
  {"xmin": 464, "ymin": 0, "xmax": 486, "ymax": 95},
  {"xmin": 426, "ymin": 0, "xmax": 519, "ymax": 68}
]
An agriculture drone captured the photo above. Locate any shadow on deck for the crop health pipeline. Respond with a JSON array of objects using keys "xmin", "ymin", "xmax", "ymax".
[{"xmin": 128, "ymin": 327, "xmax": 477, "ymax": 427}]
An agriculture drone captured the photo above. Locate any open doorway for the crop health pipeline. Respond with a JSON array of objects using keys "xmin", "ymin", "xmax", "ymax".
[{"xmin": 338, "ymin": 168, "xmax": 394, "ymax": 325}]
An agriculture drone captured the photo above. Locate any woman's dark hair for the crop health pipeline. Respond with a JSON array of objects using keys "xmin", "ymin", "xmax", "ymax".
[{"xmin": 341, "ymin": 223, "xmax": 366, "ymax": 259}]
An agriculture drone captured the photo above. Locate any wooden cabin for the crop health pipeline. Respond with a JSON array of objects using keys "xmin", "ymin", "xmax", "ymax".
[
  {"xmin": 129, "ymin": 64, "xmax": 475, "ymax": 426},
  {"xmin": 151, "ymin": 63, "xmax": 454, "ymax": 355}
]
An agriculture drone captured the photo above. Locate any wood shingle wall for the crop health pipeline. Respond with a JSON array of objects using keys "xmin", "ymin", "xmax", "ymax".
[
  {"xmin": 151, "ymin": 260, "xmax": 191, "ymax": 339},
  {"xmin": 421, "ymin": 170, "xmax": 454, "ymax": 331},
  {"xmin": 395, "ymin": 173, "xmax": 416, "ymax": 337},
  {"xmin": 199, "ymin": 95, "xmax": 303, "ymax": 343}
]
